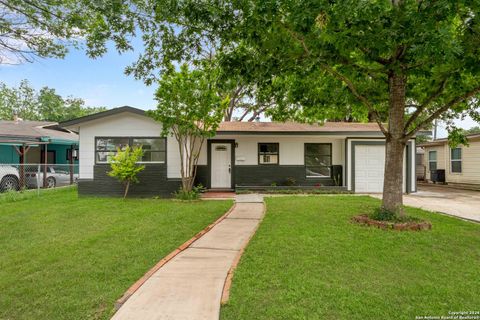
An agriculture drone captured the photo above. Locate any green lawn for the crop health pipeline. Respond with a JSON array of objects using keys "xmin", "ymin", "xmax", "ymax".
[
  {"xmin": 221, "ymin": 196, "xmax": 480, "ymax": 320},
  {"xmin": 0, "ymin": 187, "xmax": 232, "ymax": 320}
]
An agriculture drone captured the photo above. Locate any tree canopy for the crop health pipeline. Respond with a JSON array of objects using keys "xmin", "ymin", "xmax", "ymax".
[
  {"xmin": 148, "ymin": 64, "xmax": 228, "ymax": 191},
  {"xmin": 0, "ymin": 80, "xmax": 106, "ymax": 122},
  {"xmin": 77, "ymin": 0, "xmax": 480, "ymax": 216}
]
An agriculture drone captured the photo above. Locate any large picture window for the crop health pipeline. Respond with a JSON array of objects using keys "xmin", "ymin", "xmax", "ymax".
[
  {"xmin": 450, "ymin": 148, "xmax": 462, "ymax": 173},
  {"xmin": 95, "ymin": 137, "xmax": 166, "ymax": 164},
  {"xmin": 305, "ymin": 143, "xmax": 332, "ymax": 178},
  {"xmin": 258, "ymin": 143, "xmax": 279, "ymax": 165},
  {"xmin": 428, "ymin": 150, "xmax": 437, "ymax": 171}
]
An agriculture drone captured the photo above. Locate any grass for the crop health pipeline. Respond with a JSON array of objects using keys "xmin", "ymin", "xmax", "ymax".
[
  {"xmin": 0, "ymin": 187, "xmax": 232, "ymax": 320},
  {"xmin": 221, "ymin": 196, "xmax": 480, "ymax": 320}
]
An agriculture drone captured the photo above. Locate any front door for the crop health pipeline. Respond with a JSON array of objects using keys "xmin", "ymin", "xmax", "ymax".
[{"xmin": 211, "ymin": 143, "xmax": 232, "ymax": 189}]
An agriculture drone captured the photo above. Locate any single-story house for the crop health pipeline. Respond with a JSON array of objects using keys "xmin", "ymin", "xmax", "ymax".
[
  {"xmin": 418, "ymin": 133, "xmax": 480, "ymax": 186},
  {"xmin": 60, "ymin": 106, "xmax": 417, "ymax": 197},
  {"xmin": 0, "ymin": 119, "xmax": 79, "ymax": 189},
  {"xmin": 0, "ymin": 119, "xmax": 79, "ymax": 165}
]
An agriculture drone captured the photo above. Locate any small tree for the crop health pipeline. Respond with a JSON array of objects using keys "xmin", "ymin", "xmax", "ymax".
[
  {"xmin": 108, "ymin": 146, "xmax": 145, "ymax": 198},
  {"xmin": 148, "ymin": 64, "xmax": 228, "ymax": 193}
]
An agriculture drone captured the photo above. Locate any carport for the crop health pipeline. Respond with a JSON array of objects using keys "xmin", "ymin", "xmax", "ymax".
[{"xmin": 0, "ymin": 120, "xmax": 79, "ymax": 190}]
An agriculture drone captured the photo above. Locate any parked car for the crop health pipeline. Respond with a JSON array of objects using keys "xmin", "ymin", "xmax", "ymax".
[
  {"xmin": 25, "ymin": 166, "xmax": 78, "ymax": 188},
  {"xmin": 0, "ymin": 166, "xmax": 20, "ymax": 192}
]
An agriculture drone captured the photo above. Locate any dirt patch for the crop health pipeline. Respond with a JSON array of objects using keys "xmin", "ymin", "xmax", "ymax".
[{"xmin": 352, "ymin": 214, "xmax": 432, "ymax": 231}]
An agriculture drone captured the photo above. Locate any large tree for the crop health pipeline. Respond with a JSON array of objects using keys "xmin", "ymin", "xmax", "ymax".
[
  {"xmin": 77, "ymin": 1, "xmax": 480, "ymax": 217},
  {"xmin": 0, "ymin": 0, "xmax": 86, "ymax": 64}
]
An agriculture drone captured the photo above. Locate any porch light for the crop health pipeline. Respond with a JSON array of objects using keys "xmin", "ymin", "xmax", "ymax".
[{"xmin": 72, "ymin": 148, "xmax": 79, "ymax": 159}]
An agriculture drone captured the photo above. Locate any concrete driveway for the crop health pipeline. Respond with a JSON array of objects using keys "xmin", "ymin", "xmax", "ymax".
[{"xmin": 403, "ymin": 185, "xmax": 480, "ymax": 222}]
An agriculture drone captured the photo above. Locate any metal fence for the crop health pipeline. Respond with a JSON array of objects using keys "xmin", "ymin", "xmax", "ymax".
[{"xmin": 0, "ymin": 164, "xmax": 79, "ymax": 195}]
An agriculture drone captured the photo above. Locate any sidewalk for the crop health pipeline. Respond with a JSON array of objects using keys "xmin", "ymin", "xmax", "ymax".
[{"xmin": 111, "ymin": 194, "xmax": 264, "ymax": 320}]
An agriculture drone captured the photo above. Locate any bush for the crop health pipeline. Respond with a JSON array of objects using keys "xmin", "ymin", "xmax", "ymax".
[
  {"xmin": 370, "ymin": 207, "xmax": 421, "ymax": 223},
  {"xmin": 284, "ymin": 177, "xmax": 297, "ymax": 186},
  {"xmin": 173, "ymin": 184, "xmax": 206, "ymax": 200}
]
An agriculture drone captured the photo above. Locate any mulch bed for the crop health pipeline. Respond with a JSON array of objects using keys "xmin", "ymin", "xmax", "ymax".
[{"xmin": 352, "ymin": 214, "xmax": 432, "ymax": 231}]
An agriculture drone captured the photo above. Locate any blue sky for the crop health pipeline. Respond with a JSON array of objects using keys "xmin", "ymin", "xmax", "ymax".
[
  {"xmin": 0, "ymin": 44, "xmax": 477, "ymax": 138},
  {"xmin": 0, "ymin": 44, "xmax": 157, "ymax": 110}
]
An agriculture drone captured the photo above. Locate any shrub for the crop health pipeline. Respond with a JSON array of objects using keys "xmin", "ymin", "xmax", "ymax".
[
  {"xmin": 370, "ymin": 207, "xmax": 421, "ymax": 223},
  {"xmin": 284, "ymin": 177, "xmax": 296, "ymax": 186},
  {"xmin": 108, "ymin": 146, "xmax": 145, "ymax": 198},
  {"xmin": 173, "ymin": 184, "xmax": 206, "ymax": 200}
]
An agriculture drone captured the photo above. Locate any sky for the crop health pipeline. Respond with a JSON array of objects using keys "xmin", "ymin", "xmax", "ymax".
[
  {"xmin": 0, "ymin": 44, "xmax": 478, "ymax": 138},
  {"xmin": 0, "ymin": 43, "xmax": 157, "ymax": 110}
]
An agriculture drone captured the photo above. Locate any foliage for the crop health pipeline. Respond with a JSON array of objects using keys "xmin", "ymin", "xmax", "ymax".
[
  {"xmin": 416, "ymin": 134, "xmax": 431, "ymax": 144},
  {"xmin": 107, "ymin": 146, "xmax": 145, "ymax": 198},
  {"xmin": 0, "ymin": 80, "xmax": 106, "ymax": 121},
  {"xmin": 0, "ymin": 1, "xmax": 89, "ymax": 64},
  {"xmin": 463, "ymin": 126, "xmax": 480, "ymax": 135},
  {"xmin": 75, "ymin": 0, "xmax": 480, "ymax": 216},
  {"xmin": 0, "ymin": 187, "xmax": 231, "ymax": 320},
  {"xmin": 284, "ymin": 177, "xmax": 297, "ymax": 186},
  {"xmin": 221, "ymin": 196, "xmax": 480, "ymax": 319},
  {"xmin": 173, "ymin": 184, "xmax": 206, "ymax": 201},
  {"xmin": 236, "ymin": 188, "xmax": 353, "ymax": 195},
  {"xmin": 148, "ymin": 64, "xmax": 228, "ymax": 192},
  {"xmin": 369, "ymin": 207, "xmax": 420, "ymax": 223}
]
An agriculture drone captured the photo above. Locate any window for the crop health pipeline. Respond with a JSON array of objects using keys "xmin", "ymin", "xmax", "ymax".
[
  {"xmin": 451, "ymin": 148, "xmax": 462, "ymax": 173},
  {"xmin": 132, "ymin": 138, "xmax": 166, "ymax": 163},
  {"xmin": 95, "ymin": 137, "xmax": 166, "ymax": 164},
  {"xmin": 258, "ymin": 143, "xmax": 279, "ymax": 164},
  {"xmin": 428, "ymin": 151, "xmax": 437, "ymax": 171},
  {"xmin": 305, "ymin": 143, "xmax": 332, "ymax": 178}
]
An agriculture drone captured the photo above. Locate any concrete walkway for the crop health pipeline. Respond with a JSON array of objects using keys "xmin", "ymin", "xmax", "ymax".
[{"xmin": 111, "ymin": 194, "xmax": 264, "ymax": 320}]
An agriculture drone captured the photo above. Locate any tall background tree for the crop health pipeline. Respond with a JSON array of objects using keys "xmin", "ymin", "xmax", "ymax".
[{"xmin": 0, "ymin": 80, "xmax": 106, "ymax": 121}]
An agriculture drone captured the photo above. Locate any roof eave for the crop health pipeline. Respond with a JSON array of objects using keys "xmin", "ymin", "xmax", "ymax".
[
  {"xmin": 216, "ymin": 130, "xmax": 384, "ymax": 136},
  {"xmin": 59, "ymin": 106, "xmax": 146, "ymax": 128}
]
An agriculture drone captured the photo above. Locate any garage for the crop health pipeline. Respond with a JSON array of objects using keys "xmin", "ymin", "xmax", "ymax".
[{"xmin": 354, "ymin": 145, "xmax": 385, "ymax": 193}]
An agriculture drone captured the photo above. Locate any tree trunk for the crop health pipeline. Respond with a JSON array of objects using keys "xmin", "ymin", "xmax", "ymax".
[
  {"xmin": 382, "ymin": 71, "xmax": 407, "ymax": 216},
  {"xmin": 181, "ymin": 176, "xmax": 194, "ymax": 192},
  {"xmin": 124, "ymin": 180, "xmax": 130, "ymax": 199}
]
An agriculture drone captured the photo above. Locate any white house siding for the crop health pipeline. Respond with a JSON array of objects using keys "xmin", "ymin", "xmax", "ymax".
[
  {"xmin": 209, "ymin": 134, "xmax": 345, "ymax": 166},
  {"xmin": 444, "ymin": 139, "xmax": 480, "ymax": 185},
  {"xmin": 77, "ymin": 112, "xmax": 163, "ymax": 179},
  {"xmin": 424, "ymin": 145, "xmax": 446, "ymax": 180}
]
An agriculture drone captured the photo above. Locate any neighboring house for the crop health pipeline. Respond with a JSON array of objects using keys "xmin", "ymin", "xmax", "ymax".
[
  {"xmin": 418, "ymin": 133, "xmax": 480, "ymax": 186},
  {"xmin": 415, "ymin": 147, "xmax": 426, "ymax": 181},
  {"xmin": 60, "ymin": 106, "xmax": 417, "ymax": 197},
  {"xmin": 0, "ymin": 119, "xmax": 79, "ymax": 165},
  {"xmin": 0, "ymin": 119, "xmax": 79, "ymax": 189}
]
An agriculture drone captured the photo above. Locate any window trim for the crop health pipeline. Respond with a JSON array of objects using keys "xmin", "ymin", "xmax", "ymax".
[
  {"xmin": 304, "ymin": 143, "xmax": 332, "ymax": 179},
  {"xmin": 257, "ymin": 142, "xmax": 279, "ymax": 165},
  {"xmin": 95, "ymin": 136, "xmax": 167, "ymax": 164},
  {"xmin": 428, "ymin": 150, "xmax": 437, "ymax": 172},
  {"xmin": 450, "ymin": 147, "xmax": 462, "ymax": 173}
]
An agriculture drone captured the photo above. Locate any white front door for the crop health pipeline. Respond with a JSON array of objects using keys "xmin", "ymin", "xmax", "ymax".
[
  {"xmin": 355, "ymin": 145, "xmax": 385, "ymax": 193},
  {"xmin": 211, "ymin": 143, "xmax": 232, "ymax": 189}
]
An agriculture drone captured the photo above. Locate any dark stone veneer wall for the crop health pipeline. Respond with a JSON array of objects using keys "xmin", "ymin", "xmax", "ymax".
[
  {"xmin": 77, "ymin": 164, "xmax": 341, "ymax": 197},
  {"xmin": 78, "ymin": 164, "xmax": 180, "ymax": 197},
  {"xmin": 234, "ymin": 165, "xmax": 337, "ymax": 187}
]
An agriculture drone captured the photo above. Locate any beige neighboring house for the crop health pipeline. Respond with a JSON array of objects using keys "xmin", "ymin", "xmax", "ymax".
[{"xmin": 418, "ymin": 133, "xmax": 480, "ymax": 186}]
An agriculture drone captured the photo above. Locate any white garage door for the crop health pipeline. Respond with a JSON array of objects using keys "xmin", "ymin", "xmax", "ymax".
[{"xmin": 355, "ymin": 145, "xmax": 385, "ymax": 193}]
